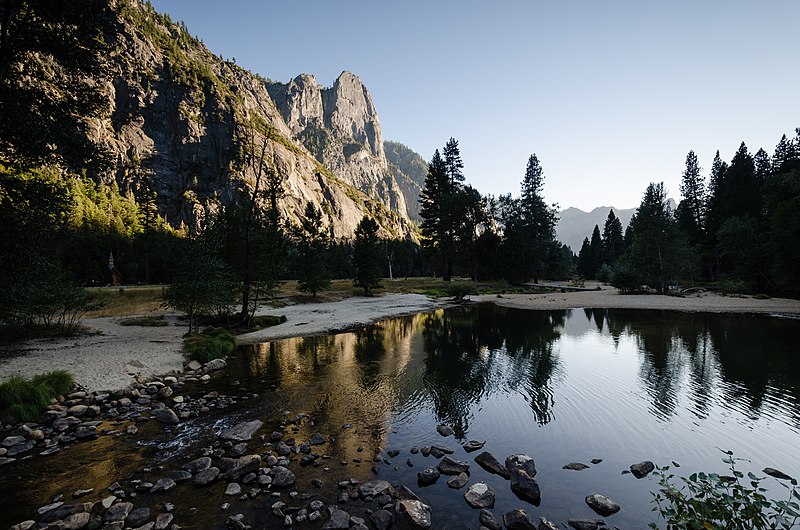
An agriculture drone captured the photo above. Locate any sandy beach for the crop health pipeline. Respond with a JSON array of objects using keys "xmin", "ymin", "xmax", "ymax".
[{"xmin": 2, "ymin": 287, "xmax": 798, "ymax": 393}]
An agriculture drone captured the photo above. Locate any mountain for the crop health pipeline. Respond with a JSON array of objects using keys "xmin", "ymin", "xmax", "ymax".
[
  {"xmin": 2, "ymin": 0, "xmax": 412, "ymax": 238},
  {"xmin": 383, "ymin": 141, "xmax": 428, "ymax": 222},
  {"xmin": 556, "ymin": 206, "xmax": 636, "ymax": 253}
]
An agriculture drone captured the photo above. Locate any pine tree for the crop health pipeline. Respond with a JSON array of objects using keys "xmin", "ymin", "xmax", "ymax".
[
  {"xmin": 677, "ymin": 150, "xmax": 706, "ymax": 245},
  {"xmin": 352, "ymin": 216, "xmax": 382, "ymax": 295},
  {"xmin": 296, "ymin": 201, "xmax": 330, "ymax": 299},
  {"xmin": 577, "ymin": 238, "xmax": 592, "ymax": 278},
  {"xmin": 589, "ymin": 224, "xmax": 603, "ymax": 276},
  {"xmin": 601, "ymin": 210, "xmax": 625, "ymax": 265}
]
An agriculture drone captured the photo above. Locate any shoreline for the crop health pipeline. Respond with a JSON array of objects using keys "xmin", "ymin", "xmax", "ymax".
[{"xmin": 2, "ymin": 288, "xmax": 798, "ymax": 394}]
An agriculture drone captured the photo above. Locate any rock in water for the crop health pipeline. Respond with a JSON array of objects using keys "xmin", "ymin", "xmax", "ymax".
[
  {"xmin": 503, "ymin": 509, "xmax": 536, "ymax": 530},
  {"xmin": 479, "ymin": 509, "xmax": 502, "ymax": 530},
  {"xmin": 322, "ymin": 509, "xmax": 350, "ymax": 529},
  {"xmin": 183, "ymin": 456, "xmax": 211, "ymax": 473},
  {"xmin": 763, "ymin": 467, "xmax": 794, "ymax": 480},
  {"xmin": 126, "ymin": 507, "xmax": 150, "ymax": 527},
  {"xmin": 585, "ymin": 493, "xmax": 620, "ymax": 516},
  {"xmin": 563, "ymin": 462, "xmax": 590, "ymax": 471},
  {"xmin": 194, "ymin": 466, "xmax": 220, "ymax": 486},
  {"xmin": 464, "ymin": 482, "xmax": 495, "ymax": 509},
  {"xmin": 447, "ymin": 472, "xmax": 469, "ymax": 489},
  {"xmin": 462, "ymin": 440, "xmax": 485, "ymax": 453},
  {"xmin": 567, "ymin": 519, "xmax": 606, "ymax": 530},
  {"xmin": 437, "ymin": 455, "xmax": 470, "ymax": 475},
  {"xmin": 204, "ymin": 358, "xmax": 227, "ymax": 371},
  {"xmin": 505, "ymin": 453, "xmax": 537, "ymax": 477},
  {"xmin": 220, "ymin": 420, "xmax": 263, "ymax": 442},
  {"xmin": 539, "ymin": 517, "xmax": 559, "ymax": 529},
  {"xmin": 358, "ymin": 479, "xmax": 390, "ymax": 498},
  {"xmin": 152, "ymin": 408, "xmax": 179, "ymax": 424},
  {"xmin": 436, "ymin": 425, "xmax": 454, "ymax": 437},
  {"xmin": 370, "ymin": 509, "xmax": 393, "ymax": 530},
  {"xmin": 475, "ymin": 452, "xmax": 510, "ymax": 479},
  {"xmin": 629, "ymin": 461, "xmax": 655, "ymax": 479},
  {"xmin": 417, "ymin": 467, "xmax": 440, "ymax": 486},
  {"xmin": 396, "ymin": 500, "xmax": 432, "ymax": 529},
  {"xmin": 509, "ymin": 468, "xmax": 541, "ymax": 506}
]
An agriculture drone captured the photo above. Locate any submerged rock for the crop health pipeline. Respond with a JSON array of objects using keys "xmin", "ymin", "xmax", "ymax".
[
  {"xmin": 563, "ymin": 462, "xmax": 590, "ymax": 471},
  {"xmin": 447, "ymin": 472, "xmax": 469, "ymax": 489},
  {"xmin": 509, "ymin": 468, "xmax": 541, "ymax": 506},
  {"xmin": 436, "ymin": 425, "xmax": 454, "ymax": 437},
  {"xmin": 475, "ymin": 452, "xmax": 510, "ymax": 479},
  {"xmin": 585, "ymin": 493, "xmax": 620, "ymax": 516},
  {"xmin": 630, "ymin": 461, "xmax": 655, "ymax": 479},
  {"xmin": 417, "ymin": 467, "xmax": 440, "ymax": 486},
  {"xmin": 220, "ymin": 420, "xmax": 263, "ymax": 442},
  {"xmin": 567, "ymin": 518, "xmax": 606, "ymax": 530},
  {"xmin": 479, "ymin": 509, "xmax": 502, "ymax": 530},
  {"xmin": 503, "ymin": 509, "xmax": 536, "ymax": 530},
  {"xmin": 437, "ymin": 455, "xmax": 469, "ymax": 475},
  {"xmin": 462, "ymin": 440, "xmax": 485, "ymax": 453}
]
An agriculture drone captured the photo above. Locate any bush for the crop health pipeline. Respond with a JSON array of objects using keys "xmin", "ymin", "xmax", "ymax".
[
  {"xmin": 0, "ymin": 370, "xmax": 75, "ymax": 422},
  {"xmin": 184, "ymin": 327, "xmax": 236, "ymax": 363},
  {"xmin": 118, "ymin": 315, "xmax": 168, "ymax": 326},
  {"xmin": 597, "ymin": 264, "xmax": 613, "ymax": 283},
  {"xmin": 649, "ymin": 451, "xmax": 800, "ymax": 530},
  {"xmin": 611, "ymin": 261, "xmax": 645, "ymax": 294},
  {"xmin": 445, "ymin": 281, "xmax": 478, "ymax": 301}
]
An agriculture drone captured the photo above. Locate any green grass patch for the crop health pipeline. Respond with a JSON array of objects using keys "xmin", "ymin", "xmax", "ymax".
[
  {"xmin": 252, "ymin": 315, "xmax": 287, "ymax": 329},
  {"xmin": 184, "ymin": 327, "xmax": 236, "ymax": 363},
  {"xmin": 0, "ymin": 370, "xmax": 74, "ymax": 422},
  {"xmin": 753, "ymin": 293, "xmax": 772, "ymax": 300},
  {"xmin": 118, "ymin": 315, "xmax": 169, "ymax": 327}
]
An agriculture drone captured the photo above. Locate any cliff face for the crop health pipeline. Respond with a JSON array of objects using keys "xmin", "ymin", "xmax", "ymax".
[
  {"xmin": 384, "ymin": 141, "xmax": 428, "ymax": 222},
  {"xmin": 83, "ymin": 0, "xmax": 410, "ymax": 238},
  {"xmin": 267, "ymin": 73, "xmax": 409, "ymax": 222}
]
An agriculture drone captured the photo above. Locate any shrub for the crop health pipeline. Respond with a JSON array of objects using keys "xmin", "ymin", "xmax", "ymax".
[
  {"xmin": 184, "ymin": 327, "xmax": 236, "ymax": 363},
  {"xmin": 597, "ymin": 264, "xmax": 613, "ymax": 283},
  {"xmin": 0, "ymin": 371, "xmax": 75, "ymax": 422},
  {"xmin": 118, "ymin": 315, "xmax": 169, "ymax": 326},
  {"xmin": 252, "ymin": 315, "xmax": 287, "ymax": 329},
  {"xmin": 611, "ymin": 261, "xmax": 645, "ymax": 294},
  {"xmin": 445, "ymin": 281, "xmax": 478, "ymax": 301},
  {"xmin": 649, "ymin": 451, "xmax": 800, "ymax": 530}
]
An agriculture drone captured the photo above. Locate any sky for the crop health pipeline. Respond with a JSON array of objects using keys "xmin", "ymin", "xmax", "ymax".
[{"xmin": 149, "ymin": 1, "xmax": 800, "ymax": 211}]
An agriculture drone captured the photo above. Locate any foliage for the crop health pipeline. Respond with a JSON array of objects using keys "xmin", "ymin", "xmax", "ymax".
[
  {"xmin": 611, "ymin": 258, "xmax": 645, "ymax": 294},
  {"xmin": 444, "ymin": 281, "xmax": 478, "ymax": 301},
  {"xmin": 184, "ymin": 327, "xmax": 236, "ymax": 363},
  {"xmin": 352, "ymin": 216, "xmax": 383, "ymax": 295},
  {"xmin": 295, "ymin": 202, "xmax": 331, "ymax": 299},
  {"xmin": 118, "ymin": 315, "xmax": 168, "ymax": 326},
  {"xmin": 597, "ymin": 263, "xmax": 613, "ymax": 283},
  {"xmin": 649, "ymin": 452, "xmax": 800, "ymax": 530},
  {"xmin": 0, "ymin": 371, "xmax": 74, "ymax": 422}
]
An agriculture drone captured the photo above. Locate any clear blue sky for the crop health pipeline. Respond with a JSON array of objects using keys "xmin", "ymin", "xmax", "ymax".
[{"xmin": 150, "ymin": 1, "xmax": 799, "ymax": 211}]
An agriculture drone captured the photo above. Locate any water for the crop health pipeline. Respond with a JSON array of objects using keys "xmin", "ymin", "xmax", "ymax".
[{"xmin": 2, "ymin": 305, "xmax": 799, "ymax": 528}]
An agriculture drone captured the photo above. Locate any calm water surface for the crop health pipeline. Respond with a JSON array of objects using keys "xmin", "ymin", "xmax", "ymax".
[{"xmin": 2, "ymin": 305, "xmax": 799, "ymax": 528}]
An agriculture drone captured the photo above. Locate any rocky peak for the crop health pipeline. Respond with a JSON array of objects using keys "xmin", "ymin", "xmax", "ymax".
[{"xmin": 322, "ymin": 71, "xmax": 384, "ymax": 160}]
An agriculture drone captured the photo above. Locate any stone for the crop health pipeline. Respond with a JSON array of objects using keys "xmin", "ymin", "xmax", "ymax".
[
  {"xmin": 630, "ymin": 460, "xmax": 655, "ymax": 479},
  {"xmin": 428, "ymin": 443, "xmax": 454, "ymax": 458},
  {"xmin": 57, "ymin": 512, "xmax": 91, "ymax": 529},
  {"xmin": 7, "ymin": 521, "xmax": 34, "ymax": 530},
  {"xmin": 764, "ymin": 467, "xmax": 794, "ymax": 480},
  {"xmin": 309, "ymin": 432, "xmax": 326, "ymax": 445},
  {"xmin": 27, "ymin": 429, "xmax": 45, "ymax": 441},
  {"xmin": 447, "ymin": 472, "xmax": 469, "ymax": 489},
  {"xmin": 152, "ymin": 408, "xmax": 179, "ymax": 424},
  {"xmin": 225, "ymin": 454, "xmax": 261, "ymax": 480},
  {"xmin": 502, "ymin": 509, "xmax": 536, "ymax": 530},
  {"xmin": 154, "ymin": 513, "xmax": 173, "ymax": 530},
  {"xmin": 225, "ymin": 482, "xmax": 242, "ymax": 496},
  {"xmin": 387, "ymin": 449, "xmax": 400, "ymax": 458},
  {"xmin": 74, "ymin": 425, "xmax": 98, "ymax": 439},
  {"xmin": 170, "ymin": 470, "xmax": 192, "ymax": 482},
  {"xmin": 6, "ymin": 440, "xmax": 35, "ymax": 456},
  {"xmin": 322, "ymin": 509, "xmax": 350, "ymax": 529},
  {"xmin": 591, "ymin": 458, "xmax": 603, "ymax": 464},
  {"xmin": 479, "ymin": 509, "xmax": 502, "ymax": 530},
  {"xmin": 396, "ymin": 499, "xmax": 432, "ymax": 529},
  {"xmin": 72, "ymin": 488, "xmax": 94, "ymax": 498},
  {"xmin": 506, "ymin": 454, "xmax": 537, "ymax": 477},
  {"xmin": 563, "ymin": 462, "xmax": 590, "ymax": 471},
  {"xmin": 417, "ymin": 466, "xmax": 440, "ymax": 486},
  {"xmin": 436, "ymin": 424, "xmax": 454, "ymax": 436},
  {"xmin": 358, "ymin": 479, "xmax": 390, "ymax": 498},
  {"xmin": 1, "ymin": 435, "xmax": 26, "ymax": 447},
  {"xmin": 464, "ymin": 482, "xmax": 495, "ymax": 509},
  {"xmin": 194, "ymin": 466, "xmax": 220, "ymax": 486},
  {"xmin": 204, "ymin": 358, "xmax": 227, "ymax": 371},
  {"xmin": 270, "ymin": 466, "xmax": 296, "ymax": 488},
  {"xmin": 463, "ymin": 440, "xmax": 485, "ymax": 453},
  {"xmin": 567, "ymin": 519, "xmax": 606, "ymax": 530},
  {"xmin": 370, "ymin": 509, "xmax": 393, "ymax": 530},
  {"xmin": 104, "ymin": 502, "xmax": 133, "ymax": 523},
  {"xmin": 509, "ymin": 468, "xmax": 541, "ymax": 506},
  {"xmin": 437, "ymin": 455, "xmax": 469, "ymax": 475},
  {"xmin": 182, "ymin": 457, "xmax": 212, "ymax": 473},
  {"xmin": 126, "ymin": 507, "xmax": 151, "ymax": 527},
  {"xmin": 67, "ymin": 405, "xmax": 88, "ymax": 417},
  {"xmin": 186, "ymin": 360, "xmax": 202, "ymax": 371},
  {"xmin": 585, "ymin": 493, "xmax": 620, "ymax": 517},
  {"xmin": 475, "ymin": 452, "xmax": 510, "ymax": 479},
  {"xmin": 149, "ymin": 478, "xmax": 176, "ymax": 493},
  {"xmin": 0, "ymin": 456, "xmax": 15, "ymax": 465},
  {"xmin": 220, "ymin": 420, "xmax": 263, "ymax": 442},
  {"xmin": 275, "ymin": 441, "xmax": 291, "ymax": 456},
  {"xmin": 37, "ymin": 501, "xmax": 65, "ymax": 515},
  {"xmin": 230, "ymin": 442, "xmax": 247, "ymax": 457}
]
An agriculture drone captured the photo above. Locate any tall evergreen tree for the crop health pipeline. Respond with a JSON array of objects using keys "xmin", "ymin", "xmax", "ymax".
[
  {"xmin": 677, "ymin": 150, "xmax": 706, "ymax": 246},
  {"xmin": 352, "ymin": 216, "xmax": 383, "ymax": 295},
  {"xmin": 601, "ymin": 210, "xmax": 625, "ymax": 265},
  {"xmin": 577, "ymin": 237, "xmax": 592, "ymax": 278},
  {"xmin": 295, "ymin": 201, "xmax": 330, "ymax": 299},
  {"xmin": 589, "ymin": 224, "xmax": 603, "ymax": 276}
]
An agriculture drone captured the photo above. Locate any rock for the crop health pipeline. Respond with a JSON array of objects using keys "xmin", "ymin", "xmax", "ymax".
[
  {"xmin": 271, "ymin": 466, "xmax": 296, "ymax": 488},
  {"xmin": 74, "ymin": 425, "xmax": 98, "ymax": 439},
  {"xmin": 585, "ymin": 493, "xmax": 620, "ymax": 516},
  {"xmin": 0, "ymin": 456, "xmax": 15, "ymax": 465},
  {"xmin": 2, "ymin": 435, "xmax": 26, "ymax": 447},
  {"xmin": 429, "ymin": 443, "xmax": 454, "ymax": 458},
  {"xmin": 563, "ymin": 462, "xmax": 590, "ymax": 471},
  {"xmin": 152, "ymin": 408, "xmax": 179, "ymax": 424},
  {"xmin": 538, "ymin": 517, "xmax": 559, "ymax": 530},
  {"xmin": 417, "ymin": 466, "xmax": 440, "ymax": 486},
  {"xmin": 275, "ymin": 441, "xmax": 291, "ymax": 456},
  {"xmin": 479, "ymin": 509, "xmax": 502, "ymax": 530},
  {"xmin": 322, "ymin": 509, "xmax": 350, "ymax": 529},
  {"xmin": 225, "ymin": 454, "xmax": 261, "ymax": 480},
  {"xmin": 763, "ymin": 467, "xmax": 794, "ymax": 480},
  {"xmin": 225, "ymin": 513, "xmax": 249, "ymax": 529},
  {"xmin": 591, "ymin": 458, "xmax": 603, "ymax": 464},
  {"xmin": 437, "ymin": 455, "xmax": 470, "ymax": 475},
  {"xmin": 72, "ymin": 488, "xmax": 94, "ymax": 498},
  {"xmin": 396, "ymin": 499, "xmax": 432, "ymax": 529},
  {"xmin": 370, "ymin": 509, "xmax": 393, "ymax": 530},
  {"xmin": 157, "ymin": 386, "xmax": 173, "ymax": 398},
  {"xmin": 6, "ymin": 440, "xmax": 35, "ymax": 456},
  {"xmin": 204, "ymin": 358, "xmax": 227, "ymax": 371},
  {"xmin": 186, "ymin": 360, "xmax": 202, "ymax": 371},
  {"xmin": 220, "ymin": 420, "xmax": 263, "ymax": 442},
  {"xmin": 309, "ymin": 432, "xmax": 326, "ymax": 445},
  {"xmin": 27, "ymin": 429, "xmax": 45, "ymax": 441},
  {"xmin": 104, "ymin": 502, "xmax": 133, "ymax": 523},
  {"xmin": 463, "ymin": 440, "xmax": 485, "ymax": 453},
  {"xmin": 194, "ymin": 466, "xmax": 220, "ymax": 486},
  {"xmin": 506, "ymin": 454, "xmax": 537, "ymax": 477},
  {"xmin": 37, "ymin": 501, "xmax": 65, "ymax": 515},
  {"xmin": 7, "ymin": 521, "xmax": 34, "ymax": 530},
  {"xmin": 67, "ymin": 405, "xmax": 88, "ymax": 417},
  {"xmin": 464, "ymin": 482, "xmax": 495, "ymax": 509},
  {"xmin": 509, "ymin": 468, "xmax": 541, "ymax": 506},
  {"xmin": 387, "ymin": 449, "xmax": 400, "ymax": 458},
  {"xmin": 154, "ymin": 513, "xmax": 173, "ymax": 530},
  {"xmin": 359, "ymin": 479, "xmax": 390, "ymax": 498},
  {"xmin": 230, "ymin": 443, "xmax": 247, "ymax": 457},
  {"xmin": 447, "ymin": 472, "xmax": 469, "ymax": 489},
  {"xmin": 503, "ymin": 509, "xmax": 536, "ymax": 530},
  {"xmin": 150, "ymin": 478, "xmax": 176, "ymax": 493},
  {"xmin": 126, "ymin": 507, "xmax": 151, "ymax": 527},
  {"xmin": 567, "ymin": 519, "xmax": 606, "ymax": 530},
  {"xmin": 183, "ymin": 457, "xmax": 212, "ymax": 473},
  {"xmin": 225, "ymin": 483, "xmax": 242, "ymax": 496},
  {"xmin": 630, "ymin": 460, "xmax": 655, "ymax": 479},
  {"xmin": 436, "ymin": 425, "xmax": 454, "ymax": 436},
  {"xmin": 475, "ymin": 452, "xmax": 510, "ymax": 479},
  {"xmin": 56, "ymin": 512, "xmax": 91, "ymax": 529}
]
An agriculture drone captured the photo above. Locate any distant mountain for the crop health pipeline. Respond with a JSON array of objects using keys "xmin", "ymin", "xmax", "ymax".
[
  {"xmin": 556, "ymin": 206, "xmax": 636, "ymax": 253},
  {"xmin": 384, "ymin": 141, "xmax": 428, "ymax": 222}
]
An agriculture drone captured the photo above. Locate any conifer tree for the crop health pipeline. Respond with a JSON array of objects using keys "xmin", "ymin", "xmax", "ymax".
[
  {"xmin": 352, "ymin": 216, "xmax": 382, "ymax": 295},
  {"xmin": 589, "ymin": 225, "xmax": 603, "ymax": 276},
  {"xmin": 296, "ymin": 201, "xmax": 330, "ymax": 299},
  {"xmin": 677, "ymin": 150, "xmax": 706, "ymax": 245},
  {"xmin": 601, "ymin": 210, "xmax": 625, "ymax": 265}
]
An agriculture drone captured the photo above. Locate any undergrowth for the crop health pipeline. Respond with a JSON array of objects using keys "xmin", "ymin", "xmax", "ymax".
[
  {"xmin": 184, "ymin": 327, "xmax": 236, "ymax": 363},
  {"xmin": 0, "ymin": 370, "xmax": 74, "ymax": 422}
]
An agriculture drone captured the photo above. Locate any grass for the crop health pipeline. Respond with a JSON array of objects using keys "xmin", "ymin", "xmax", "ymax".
[
  {"xmin": 85, "ymin": 286, "xmax": 164, "ymax": 317},
  {"xmin": 118, "ymin": 315, "xmax": 169, "ymax": 326},
  {"xmin": 0, "ymin": 370, "xmax": 74, "ymax": 423},
  {"xmin": 184, "ymin": 327, "xmax": 236, "ymax": 363}
]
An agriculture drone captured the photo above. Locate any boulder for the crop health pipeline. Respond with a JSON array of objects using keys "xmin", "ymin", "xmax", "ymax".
[
  {"xmin": 464, "ymin": 482, "xmax": 495, "ymax": 509},
  {"xmin": 475, "ymin": 452, "xmax": 510, "ymax": 479},
  {"xmin": 585, "ymin": 494, "xmax": 620, "ymax": 517},
  {"xmin": 359, "ymin": 479, "xmax": 390, "ymax": 498},
  {"xmin": 417, "ymin": 467, "xmax": 440, "ymax": 486},
  {"xmin": 396, "ymin": 500, "xmax": 432, "ymax": 529},
  {"xmin": 509, "ymin": 468, "xmax": 541, "ymax": 506},
  {"xmin": 220, "ymin": 420, "xmax": 263, "ymax": 442},
  {"xmin": 503, "ymin": 509, "xmax": 536, "ymax": 530},
  {"xmin": 437, "ymin": 455, "xmax": 469, "ymax": 475}
]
